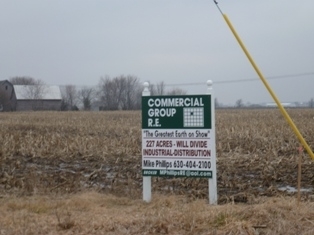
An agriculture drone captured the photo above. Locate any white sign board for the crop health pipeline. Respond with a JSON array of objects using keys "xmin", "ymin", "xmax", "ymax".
[{"xmin": 141, "ymin": 81, "xmax": 217, "ymax": 204}]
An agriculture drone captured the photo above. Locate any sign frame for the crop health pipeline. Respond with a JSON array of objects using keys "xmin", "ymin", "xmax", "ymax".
[{"xmin": 141, "ymin": 81, "xmax": 217, "ymax": 205}]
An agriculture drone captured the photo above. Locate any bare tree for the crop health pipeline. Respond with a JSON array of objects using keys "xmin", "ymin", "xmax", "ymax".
[
  {"xmin": 10, "ymin": 77, "xmax": 46, "ymax": 100},
  {"xmin": 120, "ymin": 75, "xmax": 141, "ymax": 110},
  {"xmin": 166, "ymin": 87, "xmax": 187, "ymax": 95},
  {"xmin": 98, "ymin": 75, "xmax": 142, "ymax": 110},
  {"xmin": 148, "ymin": 83, "xmax": 156, "ymax": 96},
  {"xmin": 98, "ymin": 76, "xmax": 122, "ymax": 110},
  {"xmin": 156, "ymin": 81, "xmax": 166, "ymax": 95},
  {"xmin": 24, "ymin": 81, "xmax": 46, "ymax": 100},
  {"xmin": 147, "ymin": 81, "xmax": 166, "ymax": 96},
  {"xmin": 309, "ymin": 98, "xmax": 314, "ymax": 108},
  {"xmin": 78, "ymin": 87, "xmax": 95, "ymax": 111},
  {"xmin": 3, "ymin": 77, "xmax": 46, "ymax": 110},
  {"xmin": 9, "ymin": 76, "xmax": 37, "ymax": 85},
  {"xmin": 235, "ymin": 99, "xmax": 244, "ymax": 108},
  {"xmin": 10, "ymin": 77, "xmax": 46, "ymax": 99},
  {"xmin": 215, "ymin": 98, "xmax": 220, "ymax": 108},
  {"xmin": 61, "ymin": 85, "xmax": 78, "ymax": 110},
  {"xmin": 12, "ymin": 78, "xmax": 47, "ymax": 110}
]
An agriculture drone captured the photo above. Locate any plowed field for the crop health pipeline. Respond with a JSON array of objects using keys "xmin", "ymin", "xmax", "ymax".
[{"xmin": 1, "ymin": 109, "xmax": 313, "ymax": 203}]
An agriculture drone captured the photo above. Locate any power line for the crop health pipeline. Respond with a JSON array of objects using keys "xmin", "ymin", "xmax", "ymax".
[{"xmin": 165, "ymin": 72, "xmax": 314, "ymax": 87}]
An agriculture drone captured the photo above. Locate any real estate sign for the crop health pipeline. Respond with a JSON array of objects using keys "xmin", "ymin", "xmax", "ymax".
[{"xmin": 142, "ymin": 95, "xmax": 214, "ymax": 178}]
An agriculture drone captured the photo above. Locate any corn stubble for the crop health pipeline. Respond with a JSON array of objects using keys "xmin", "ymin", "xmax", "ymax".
[{"xmin": 0, "ymin": 109, "xmax": 313, "ymax": 234}]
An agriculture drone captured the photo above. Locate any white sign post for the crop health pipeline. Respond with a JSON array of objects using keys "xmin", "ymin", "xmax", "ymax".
[
  {"xmin": 207, "ymin": 80, "xmax": 217, "ymax": 205},
  {"xmin": 142, "ymin": 82, "xmax": 152, "ymax": 202},
  {"xmin": 141, "ymin": 80, "xmax": 217, "ymax": 204}
]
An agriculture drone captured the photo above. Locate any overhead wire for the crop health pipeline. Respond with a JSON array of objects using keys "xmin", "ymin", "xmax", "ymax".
[{"xmin": 165, "ymin": 71, "xmax": 314, "ymax": 87}]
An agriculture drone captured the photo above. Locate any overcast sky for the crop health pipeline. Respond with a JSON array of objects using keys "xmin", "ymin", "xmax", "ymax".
[{"xmin": 1, "ymin": 0, "xmax": 314, "ymax": 104}]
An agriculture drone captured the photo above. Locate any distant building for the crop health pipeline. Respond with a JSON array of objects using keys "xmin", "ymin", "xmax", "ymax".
[
  {"xmin": 14, "ymin": 85, "xmax": 62, "ymax": 111},
  {"xmin": 0, "ymin": 80, "xmax": 17, "ymax": 111},
  {"xmin": 265, "ymin": 102, "xmax": 296, "ymax": 108},
  {"xmin": 0, "ymin": 81, "xmax": 62, "ymax": 111}
]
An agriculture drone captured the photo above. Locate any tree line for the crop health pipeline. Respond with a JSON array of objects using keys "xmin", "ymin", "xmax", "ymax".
[
  {"xmin": 3, "ymin": 76, "xmax": 314, "ymax": 110},
  {"xmin": 4, "ymin": 76, "xmax": 187, "ymax": 111}
]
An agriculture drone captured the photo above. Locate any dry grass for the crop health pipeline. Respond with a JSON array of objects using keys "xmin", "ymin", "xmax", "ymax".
[
  {"xmin": 0, "ymin": 111, "xmax": 141, "ymax": 159},
  {"xmin": 0, "ymin": 192, "xmax": 313, "ymax": 234},
  {"xmin": 0, "ymin": 109, "xmax": 313, "ymax": 234}
]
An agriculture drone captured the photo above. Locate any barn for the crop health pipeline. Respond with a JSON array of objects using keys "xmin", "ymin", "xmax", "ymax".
[
  {"xmin": 14, "ymin": 85, "xmax": 62, "ymax": 111},
  {"xmin": 0, "ymin": 80, "xmax": 17, "ymax": 111}
]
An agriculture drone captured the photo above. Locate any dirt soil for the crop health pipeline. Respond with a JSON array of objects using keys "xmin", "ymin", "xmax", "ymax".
[{"xmin": 0, "ymin": 110, "xmax": 313, "ymax": 204}]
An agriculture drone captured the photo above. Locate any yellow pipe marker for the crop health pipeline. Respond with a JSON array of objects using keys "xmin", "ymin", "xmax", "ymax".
[{"xmin": 222, "ymin": 14, "xmax": 314, "ymax": 161}]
